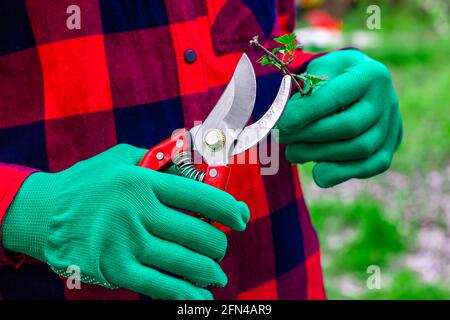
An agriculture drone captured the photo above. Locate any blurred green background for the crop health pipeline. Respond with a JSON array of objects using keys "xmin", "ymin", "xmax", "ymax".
[{"xmin": 296, "ymin": 0, "xmax": 450, "ymax": 299}]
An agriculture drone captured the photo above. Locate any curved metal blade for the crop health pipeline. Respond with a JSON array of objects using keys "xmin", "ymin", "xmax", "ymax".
[
  {"xmin": 232, "ymin": 75, "xmax": 292, "ymax": 156},
  {"xmin": 202, "ymin": 53, "xmax": 256, "ymax": 132},
  {"xmin": 191, "ymin": 53, "xmax": 257, "ymax": 165}
]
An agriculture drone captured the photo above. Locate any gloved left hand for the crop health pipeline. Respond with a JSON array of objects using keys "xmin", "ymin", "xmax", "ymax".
[
  {"xmin": 277, "ymin": 49, "xmax": 402, "ymax": 187},
  {"xmin": 2, "ymin": 144, "xmax": 250, "ymax": 299}
]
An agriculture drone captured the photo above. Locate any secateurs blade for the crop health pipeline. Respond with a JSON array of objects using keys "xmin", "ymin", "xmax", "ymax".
[{"xmin": 139, "ymin": 53, "xmax": 292, "ymax": 191}]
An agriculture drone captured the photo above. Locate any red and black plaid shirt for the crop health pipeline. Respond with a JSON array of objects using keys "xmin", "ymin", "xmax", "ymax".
[{"xmin": 0, "ymin": 0, "xmax": 325, "ymax": 299}]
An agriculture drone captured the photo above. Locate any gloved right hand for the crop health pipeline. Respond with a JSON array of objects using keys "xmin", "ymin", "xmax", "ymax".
[{"xmin": 1, "ymin": 144, "xmax": 250, "ymax": 300}]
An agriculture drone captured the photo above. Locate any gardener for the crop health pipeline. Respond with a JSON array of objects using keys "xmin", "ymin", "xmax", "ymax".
[{"xmin": 0, "ymin": 1, "xmax": 401, "ymax": 299}]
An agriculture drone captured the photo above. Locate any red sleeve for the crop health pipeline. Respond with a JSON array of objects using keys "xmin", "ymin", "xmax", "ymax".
[{"xmin": 0, "ymin": 163, "xmax": 36, "ymax": 268}]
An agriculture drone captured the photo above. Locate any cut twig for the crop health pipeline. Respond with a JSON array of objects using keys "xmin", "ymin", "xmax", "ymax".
[
  {"xmin": 249, "ymin": 35, "xmax": 327, "ymax": 97},
  {"xmin": 249, "ymin": 36, "xmax": 304, "ymax": 95}
]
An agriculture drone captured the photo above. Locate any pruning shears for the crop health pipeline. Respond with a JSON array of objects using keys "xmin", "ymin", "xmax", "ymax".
[{"xmin": 139, "ymin": 53, "xmax": 292, "ymax": 191}]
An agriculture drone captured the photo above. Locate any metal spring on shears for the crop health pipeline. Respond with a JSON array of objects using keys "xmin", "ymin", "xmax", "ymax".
[{"xmin": 172, "ymin": 152, "xmax": 206, "ymax": 182}]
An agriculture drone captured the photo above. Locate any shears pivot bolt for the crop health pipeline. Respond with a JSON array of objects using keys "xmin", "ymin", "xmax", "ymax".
[
  {"xmin": 156, "ymin": 152, "xmax": 164, "ymax": 160},
  {"xmin": 205, "ymin": 129, "xmax": 225, "ymax": 152}
]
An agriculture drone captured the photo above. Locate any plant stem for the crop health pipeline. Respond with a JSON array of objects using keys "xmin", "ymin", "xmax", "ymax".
[{"xmin": 249, "ymin": 36, "xmax": 306, "ymax": 96}]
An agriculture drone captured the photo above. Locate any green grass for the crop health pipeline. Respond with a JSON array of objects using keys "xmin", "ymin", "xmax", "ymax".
[
  {"xmin": 308, "ymin": 198, "xmax": 450, "ymax": 300},
  {"xmin": 298, "ymin": 2, "xmax": 450, "ymax": 300},
  {"xmin": 362, "ymin": 271, "xmax": 450, "ymax": 300},
  {"xmin": 311, "ymin": 199, "xmax": 405, "ymax": 271}
]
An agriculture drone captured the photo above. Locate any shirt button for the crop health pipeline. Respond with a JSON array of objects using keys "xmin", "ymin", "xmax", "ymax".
[{"xmin": 184, "ymin": 49, "xmax": 197, "ymax": 64}]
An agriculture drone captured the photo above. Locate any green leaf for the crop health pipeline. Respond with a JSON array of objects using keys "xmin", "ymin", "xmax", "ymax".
[
  {"xmin": 271, "ymin": 46, "xmax": 284, "ymax": 55},
  {"xmin": 292, "ymin": 74, "xmax": 306, "ymax": 80},
  {"xmin": 274, "ymin": 34, "xmax": 292, "ymax": 45},
  {"xmin": 272, "ymin": 61, "xmax": 283, "ymax": 69},
  {"xmin": 301, "ymin": 73, "xmax": 328, "ymax": 86},
  {"xmin": 309, "ymin": 74, "xmax": 328, "ymax": 84},
  {"xmin": 310, "ymin": 77, "xmax": 324, "ymax": 86},
  {"xmin": 286, "ymin": 43, "xmax": 296, "ymax": 52},
  {"xmin": 256, "ymin": 33, "xmax": 325, "ymax": 96},
  {"xmin": 288, "ymin": 32, "xmax": 297, "ymax": 43},
  {"xmin": 259, "ymin": 55, "xmax": 272, "ymax": 66}
]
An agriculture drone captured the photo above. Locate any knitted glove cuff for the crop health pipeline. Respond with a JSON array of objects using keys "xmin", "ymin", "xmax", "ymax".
[{"xmin": 2, "ymin": 172, "xmax": 54, "ymax": 262}]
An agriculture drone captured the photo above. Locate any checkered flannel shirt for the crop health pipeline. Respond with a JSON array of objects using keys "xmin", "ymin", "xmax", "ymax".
[{"xmin": 0, "ymin": 0, "xmax": 325, "ymax": 299}]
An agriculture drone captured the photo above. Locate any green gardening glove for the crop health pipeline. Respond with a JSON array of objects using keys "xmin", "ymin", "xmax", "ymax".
[
  {"xmin": 278, "ymin": 49, "xmax": 402, "ymax": 187},
  {"xmin": 2, "ymin": 144, "xmax": 250, "ymax": 299}
]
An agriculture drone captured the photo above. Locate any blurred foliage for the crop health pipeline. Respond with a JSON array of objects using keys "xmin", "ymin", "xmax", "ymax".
[
  {"xmin": 309, "ymin": 197, "xmax": 450, "ymax": 299},
  {"xmin": 343, "ymin": 0, "xmax": 450, "ymax": 174},
  {"xmin": 298, "ymin": 0, "xmax": 450, "ymax": 300},
  {"xmin": 311, "ymin": 199, "xmax": 405, "ymax": 271},
  {"xmin": 362, "ymin": 271, "xmax": 450, "ymax": 300}
]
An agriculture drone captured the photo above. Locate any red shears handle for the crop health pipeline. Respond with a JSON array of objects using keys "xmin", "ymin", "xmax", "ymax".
[
  {"xmin": 204, "ymin": 166, "xmax": 231, "ymax": 191},
  {"xmin": 138, "ymin": 129, "xmax": 189, "ymax": 170},
  {"xmin": 138, "ymin": 129, "xmax": 231, "ymax": 191}
]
